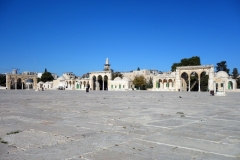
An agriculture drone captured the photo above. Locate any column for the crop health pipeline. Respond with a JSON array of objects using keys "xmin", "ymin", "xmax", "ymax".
[
  {"xmin": 15, "ymin": 81, "xmax": 17, "ymax": 90},
  {"xmin": 103, "ymin": 80, "xmax": 104, "ymax": 91},
  {"xmin": 198, "ymin": 78, "xmax": 201, "ymax": 92},
  {"xmin": 188, "ymin": 78, "xmax": 190, "ymax": 92},
  {"xmin": 96, "ymin": 78, "xmax": 98, "ymax": 90}
]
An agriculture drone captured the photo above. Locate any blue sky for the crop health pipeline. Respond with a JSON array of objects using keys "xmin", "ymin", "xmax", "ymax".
[{"xmin": 0, "ymin": 0, "xmax": 239, "ymax": 76}]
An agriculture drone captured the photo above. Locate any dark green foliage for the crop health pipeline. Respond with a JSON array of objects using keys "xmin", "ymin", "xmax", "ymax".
[
  {"xmin": 0, "ymin": 74, "xmax": 6, "ymax": 86},
  {"xmin": 200, "ymin": 74, "xmax": 209, "ymax": 91},
  {"xmin": 137, "ymin": 67, "xmax": 140, "ymax": 71},
  {"xmin": 171, "ymin": 56, "xmax": 201, "ymax": 71},
  {"xmin": 232, "ymin": 68, "xmax": 239, "ymax": 79},
  {"xmin": 41, "ymin": 72, "xmax": 54, "ymax": 82},
  {"xmin": 37, "ymin": 78, "xmax": 41, "ymax": 83},
  {"xmin": 215, "ymin": 61, "xmax": 230, "ymax": 74},
  {"xmin": 112, "ymin": 71, "xmax": 123, "ymax": 80},
  {"xmin": 133, "ymin": 75, "xmax": 146, "ymax": 90}
]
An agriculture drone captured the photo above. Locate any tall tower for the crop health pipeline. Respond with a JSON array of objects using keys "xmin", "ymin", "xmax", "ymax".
[{"xmin": 104, "ymin": 58, "xmax": 111, "ymax": 71}]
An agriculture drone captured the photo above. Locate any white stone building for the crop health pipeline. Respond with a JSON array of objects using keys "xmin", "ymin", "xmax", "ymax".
[{"xmin": 108, "ymin": 77, "xmax": 134, "ymax": 91}]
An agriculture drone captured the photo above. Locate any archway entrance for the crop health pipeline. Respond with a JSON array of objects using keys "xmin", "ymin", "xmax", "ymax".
[
  {"xmin": 92, "ymin": 76, "xmax": 96, "ymax": 90},
  {"xmin": 181, "ymin": 72, "xmax": 189, "ymax": 91},
  {"xmin": 98, "ymin": 75, "xmax": 103, "ymax": 90},
  {"xmin": 200, "ymin": 72, "xmax": 209, "ymax": 91},
  {"xmin": 228, "ymin": 81, "xmax": 233, "ymax": 90},
  {"xmin": 190, "ymin": 72, "xmax": 198, "ymax": 91},
  {"xmin": 103, "ymin": 75, "xmax": 108, "ymax": 90}
]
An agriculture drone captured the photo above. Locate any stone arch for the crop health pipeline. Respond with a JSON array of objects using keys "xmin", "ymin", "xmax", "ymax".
[
  {"xmin": 80, "ymin": 81, "xmax": 82, "ymax": 89},
  {"xmin": 65, "ymin": 81, "xmax": 68, "ymax": 88},
  {"xmin": 76, "ymin": 83, "xmax": 79, "ymax": 89},
  {"xmin": 97, "ymin": 75, "xmax": 103, "ymax": 90},
  {"xmin": 103, "ymin": 75, "xmax": 108, "ymax": 90},
  {"xmin": 176, "ymin": 65, "xmax": 214, "ymax": 92},
  {"xmin": 189, "ymin": 71, "xmax": 199, "ymax": 91},
  {"xmin": 228, "ymin": 81, "xmax": 233, "ymax": 90},
  {"xmin": 92, "ymin": 76, "xmax": 96, "ymax": 90},
  {"xmin": 181, "ymin": 72, "xmax": 189, "ymax": 91},
  {"xmin": 163, "ymin": 79, "xmax": 167, "ymax": 89},
  {"xmin": 200, "ymin": 71, "xmax": 209, "ymax": 91},
  {"xmin": 83, "ymin": 81, "xmax": 86, "ymax": 88},
  {"xmin": 168, "ymin": 79, "xmax": 173, "ymax": 88}
]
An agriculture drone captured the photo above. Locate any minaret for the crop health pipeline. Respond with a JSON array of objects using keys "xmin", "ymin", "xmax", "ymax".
[{"xmin": 104, "ymin": 58, "xmax": 111, "ymax": 71}]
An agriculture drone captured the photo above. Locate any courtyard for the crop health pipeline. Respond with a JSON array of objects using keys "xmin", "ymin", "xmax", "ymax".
[{"xmin": 0, "ymin": 90, "xmax": 240, "ymax": 159}]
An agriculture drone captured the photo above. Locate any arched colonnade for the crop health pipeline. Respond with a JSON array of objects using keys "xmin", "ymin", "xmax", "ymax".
[
  {"xmin": 6, "ymin": 74, "xmax": 37, "ymax": 90},
  {"xmin": 176, "ymin": 65, "xmax": 214, "ymax": 92}
]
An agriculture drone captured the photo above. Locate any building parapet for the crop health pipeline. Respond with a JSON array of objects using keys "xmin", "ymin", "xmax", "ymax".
[{"xmin": 177, "ymin": 65, "xmax": 214, "ymax": 70}]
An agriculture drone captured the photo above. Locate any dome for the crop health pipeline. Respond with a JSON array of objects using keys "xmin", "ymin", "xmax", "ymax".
[
  {"xmin": 122, "ymin": 77, "xmax": 131, "ymax": 81},
  {"xmin": 114, "ymin": 77, "xmax": 122, "ymax": 81},
  {"xmin": 38, "ymin": 81, "xmax": 44, "ymax": 84},
  {"xmin": 216, "ymin": 71, "xmax": 229, "ymax": 78},
  {"xmin": 25, "ymin": 79, "xmax": 33, "ymax": 83},
  {"xmin": 58, "ymin": 76, "xmax": 65, "ymax": 81}
]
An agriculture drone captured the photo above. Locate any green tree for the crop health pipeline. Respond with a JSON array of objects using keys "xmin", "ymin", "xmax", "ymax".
[
  {"xmin": 111, "ymin": 69, "xmax": 123, "ymax": 80},
  {"xmin": 112, "ymin": 71, "xmax": 123, "ymax": 80},
  {"xmin": 215, "ymin": 61, "xmax": 230, "ymax": 74},
  {"xmin": 41, "ymin": 71, "xmax": 54, "ymax": 82},
  {"xmin": 137, "ymin": 67, "xmax": 140, "ymax": 71},
  {"xmin": 232, "ymin": 68, "xmax": 239, "ymax": 79},
  {"xmin": 133, "ymin": 75, "xmax": 146, "ymax": 90},
  {"xmin": 0, "ymin": 74, "xmax": 6, "ymax": 86},
  {"xmin": 171, "ymin": 56, "xmax": 201, "ymax": 71},
  {"xmin": 146, "ymin": 77, "xmax": 153, "ymax": 88}
]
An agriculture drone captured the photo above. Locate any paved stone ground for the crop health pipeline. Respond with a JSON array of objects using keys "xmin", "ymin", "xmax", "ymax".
[{"xmin": 0, "ymin": 90, "xmax": 240, "ymax": 160}]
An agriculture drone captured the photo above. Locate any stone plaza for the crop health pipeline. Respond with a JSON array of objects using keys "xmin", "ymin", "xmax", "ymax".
[{"xmin": 0, "ymin": 90, "xmax": 240, "ymax": 159}]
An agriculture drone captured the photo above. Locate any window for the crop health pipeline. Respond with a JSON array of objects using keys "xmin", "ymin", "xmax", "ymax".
[
  {"xmin": 221, "ymin": 83, "xmax": 223, "ymax": 87},
  {"xmin": 111, "ymin": 85, "xmax": 113, "ymax": 89},
  {"xmin": 119, "ymin": 84, "xmax": 121, "ymax": 89},
  {"xmin": 123, "ymin": 85, "xmax": 125, "ymax": 88}
]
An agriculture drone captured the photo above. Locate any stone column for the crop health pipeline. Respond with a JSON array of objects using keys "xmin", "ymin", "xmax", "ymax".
[
  {"xmin": 103, "ymin": 80, "xmax": 104, "ymax": 91},
  {"xmin": 96, "ymin": 78, "xmax": 99, "ymax": 90},
  {"xmin": 188, "ymin": 78, "xmax": 190, "ymax": 92},
  {"xmin": 34, "ymin": 78, "xmax": 37, "ymax": 90},
  {"xmin": 15, "ymin": 81, "xmax": 17, "ymax": 90},
  {"xmin": 6, "ymin": 75, "xmax": 9, "ymax": 89},
  {"xmin": 198, "ymin": 78, "xmax": 201, "ymax": 92}
]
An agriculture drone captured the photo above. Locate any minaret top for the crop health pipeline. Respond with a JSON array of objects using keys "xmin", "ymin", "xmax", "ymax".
[
  {"xmin": 106, "ymin": 58, "xmax": 109, "ymax": 65},
  {"xmin": 104, "ymin": 58, "xmax": 111, "ymax": 71}
]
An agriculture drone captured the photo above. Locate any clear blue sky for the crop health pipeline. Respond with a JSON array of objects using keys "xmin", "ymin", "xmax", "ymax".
[{"xmin": 0, "ymin": 0, "xmax": 239, "ymax": 76}]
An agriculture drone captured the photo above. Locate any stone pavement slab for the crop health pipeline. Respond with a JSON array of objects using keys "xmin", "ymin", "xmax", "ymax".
[{"xmin": 0, "ymin": 90, "xmax": 240, "ymax": 159}]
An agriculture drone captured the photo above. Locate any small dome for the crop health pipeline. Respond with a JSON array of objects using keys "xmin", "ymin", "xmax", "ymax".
[
  {"xmin": 122, "ymin": 77, "xmax": 131, "ymax": 81},
  {"xmin": 114, "ymin": 77, "xmax": 122, "ymax": 81},
  {"xmin": 216, "ymin": 71, "xmax": 229, "ymax": 78},
  {"xmin": 38, "ymin": 81, "xmax": 44, "ymax": 84},
  {"xmin": 58, "ymin": 76, "xmax": 65, "ymax": 81}
]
